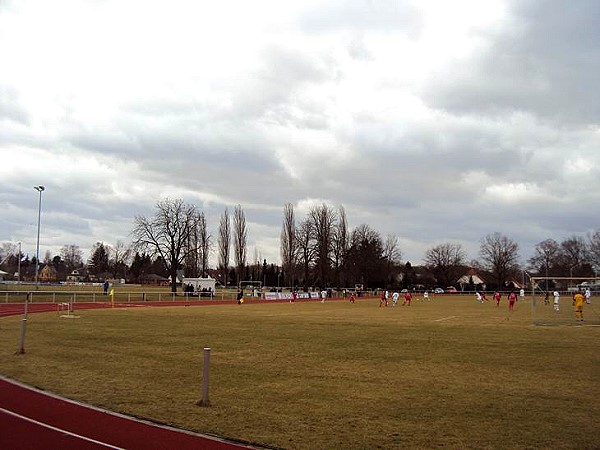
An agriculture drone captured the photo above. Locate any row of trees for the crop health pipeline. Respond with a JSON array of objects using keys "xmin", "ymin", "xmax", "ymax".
[
  {"xmin": 0, "ymin": 241, "xmax": 131, "ymax": 282},
  {"xmin": 2, "ymin": 198, "xmax": 599, "ymax": 291}
]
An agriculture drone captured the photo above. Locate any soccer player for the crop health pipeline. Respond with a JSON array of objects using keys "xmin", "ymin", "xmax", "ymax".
[
  {"xmin": 402, "ymin": 291, "xmax": 412, "ymax": 306},
  {"xmin": 481, "ymin": 292, "xmax": 487, "ymax": 302},
  {"xmin": 544, "ymin": 291, "xmax": 550, "ymax": 305},
  {"xmin": 321, "ymin": 289, "xmax": 327, "ymax": 303},
  {"xmin": 476, "ymin": 292, "xmax": 482, "ymax": 303},
  {"xmin": 494, "ymin": 291, "xmax": 501, "ymax": 307},
  {"xmin": 584, "ymin": 288, "xmax": 591, "ymax": 305},
  {"xmin": 423, "ymin": 290, "xmax": 430, "ymax": 301},
  {"xmin": 392, "ymin": 291, "xmax": 399, "ymax": 306},
  {"xmin": 508, "ymin": 291, "xmax": 517, "ymax": 311},
  {"xmin": 379, "ymin": 291, "xmax": 387, "ymax": 307},
  {"xmin": 349, "ymin": 292, "xmax": 356, "ymax": 303},
  {"xmin": 553, "ymin": 290, "xmax": 560, "ymax": 312},
  {"xmin": 573, "ymin": 291, "xmax": 585, "ymax": 322}
]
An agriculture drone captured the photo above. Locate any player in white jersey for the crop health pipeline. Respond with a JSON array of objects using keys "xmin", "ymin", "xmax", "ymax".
[
  {"xmin": 584, "ymin": 288, "xmax": 591, "ymax": 304},
  {"xmin": 392, "ymin": 291, "xmax": 399, "ymax": 306},
  {"xmin": 553, "ymin": 290, "xmax": 560, "ymax": 312}
]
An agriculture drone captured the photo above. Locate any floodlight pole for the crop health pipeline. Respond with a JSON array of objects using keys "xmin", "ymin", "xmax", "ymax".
[
  {"xmin": 33, "ymin": 185, "xmax": 45, "ymax": 288},
  {"xmin": 17, "ymin": 241, "xmax": 21, "ymax": 284}
]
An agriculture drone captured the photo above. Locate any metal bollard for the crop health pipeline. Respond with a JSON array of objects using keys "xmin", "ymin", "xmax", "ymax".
[{"xmin": 197, "ymin": 347, "xmax": 211, "ymax": 407}]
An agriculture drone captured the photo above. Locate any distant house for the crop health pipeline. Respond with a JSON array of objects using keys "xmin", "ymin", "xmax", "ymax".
[
  {"xmin": 457, "ymin": 269, "xmax": 486, "ymax": 291},
  {"xmin": 39, "ymin": 265, "xmax": 58, "ymax": 282},
  {"xmin": 505, "ymin": 280, "xmax": 524, "ymax": 290},
  {"xmin": 140, "ymin": 274, "xmax": 170, "ymax": 286},
  {"xmin": 66, "ymin": 269, "xmax": 85, "ymax": 283}
]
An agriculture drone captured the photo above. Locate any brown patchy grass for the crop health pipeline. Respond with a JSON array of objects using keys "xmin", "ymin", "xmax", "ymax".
[{"xmin": 1, "ymin": 295, "xmax": 599, "ymax": 449}]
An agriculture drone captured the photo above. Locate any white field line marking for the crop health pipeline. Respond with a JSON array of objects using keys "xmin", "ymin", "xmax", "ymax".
[
  {"xmin": 434, "ymin": 315, "xmax": 458, "ymax": 322},
  {"xmin": 0, "ymin": 407, "xmax": 123, "ymax": 450}
]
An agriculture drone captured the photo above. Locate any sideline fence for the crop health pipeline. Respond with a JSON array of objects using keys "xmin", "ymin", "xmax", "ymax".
[{"xmin": 0, "ymin": 290, "xmax": 235, "ymax": 304}]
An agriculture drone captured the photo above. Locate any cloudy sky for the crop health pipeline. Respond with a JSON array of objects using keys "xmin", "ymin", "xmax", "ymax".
[{"xmin": 1, "ymin": 0, "xmax": 599, "ymax": 268}]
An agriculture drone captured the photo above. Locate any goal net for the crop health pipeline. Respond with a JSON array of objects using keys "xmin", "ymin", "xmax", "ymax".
[{"xmin": 530, "ymin": 277, "xmax": 600, "ymax": 326}]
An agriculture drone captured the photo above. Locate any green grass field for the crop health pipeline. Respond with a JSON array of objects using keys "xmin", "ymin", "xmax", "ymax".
[{"xmin": 1, "ymin": 295, "xmax": 599, "ymax": 449}]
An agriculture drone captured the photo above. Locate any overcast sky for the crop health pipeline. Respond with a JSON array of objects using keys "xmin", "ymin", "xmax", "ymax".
[{"xmin": 1, "ymin": 0, "xmax": 599, "ymax": 268}]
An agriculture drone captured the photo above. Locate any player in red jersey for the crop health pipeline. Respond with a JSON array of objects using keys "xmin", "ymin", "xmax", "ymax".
[
  {"xmin": 402, "ymin": 291, "xmax": 412, "ymax": 306},
  {"xmin": 508, "ymin": 291, "xmax": 517, "ymax": 311},
  {"xmin": 494, "ymin": 291, "xmax": 501, "ymax": 307},
  {"xmin": 379, "ymin": 291, "xmax": 387, "ymax": 307}
]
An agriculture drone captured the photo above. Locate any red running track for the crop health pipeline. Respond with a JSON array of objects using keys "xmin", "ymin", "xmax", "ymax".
[
  {"xmin": 0, "ymin": 376, "xmax": 264, "ymax": 449},
  {"xmin": 0, "ymin": 301, "xmax": 281, "ymax": 449},
  {"xmin": 1, "ymin": 297, "xmax": 359, "ymax": 448}
]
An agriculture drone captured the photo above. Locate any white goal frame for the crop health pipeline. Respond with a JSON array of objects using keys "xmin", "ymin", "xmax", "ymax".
[{"xmin": 529, "ymin": 276, "xmax": 600, "ymax": 326}]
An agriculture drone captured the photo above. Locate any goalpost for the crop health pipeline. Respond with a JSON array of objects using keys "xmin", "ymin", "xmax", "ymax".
[{"xmin": 529, "ymin": 276, "xmax": 600, "ymax": 326}]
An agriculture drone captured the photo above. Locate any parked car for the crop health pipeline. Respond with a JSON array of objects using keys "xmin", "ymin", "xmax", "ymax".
[
  {"xmin": 446, "ymin": 286, "xmax": 458, "ymax": 293},
  {"xmin": 434, "ymin": 288, "xmax": 444, "ymax": 294}
]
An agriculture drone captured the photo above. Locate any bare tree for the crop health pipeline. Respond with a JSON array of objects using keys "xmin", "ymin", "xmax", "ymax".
[
  {"xmin": 559, "ymin": 235, "xmax": 589, "ymax": 277},
  {"xmin": 309, "ymin": 203, "xmax": 337, "ymax": 287},
  {"xmin": 280, "ymin": 203, "xmax": 296, "ymax": 287},
  {"xmin": 296, "ymin": 217, "xmax": 315, "ymax": 290},
  {"xmin": 110, "ymin": 240, "xmax": 131, "ymax": 279},
  {"xmin": 233, "ymin": 204, "xmax": 247, "ymax": 285},
  {"xmin": 131, "ymin": 198, "xmax": 197, "ymax": 292},
  {"xmin": 332, "ymin": 205, "xmax": 349, "ymax": 287},
  {"xmin": 60, "ymin": 244, "xmax": 83, "ymax": 273},
  {"xmin": 198, "ymin": 212, "xmax": 211, "ymax": 277},
  {"xmin": 218, "ymin": 207, "xmax": 231, "ymax": 287},
  {"xmin": 423, "ymin": 242, "xmax": 466, "ymax": 287},
  {"xmin": 0, "ymin": 243, "xmax": 15, "ymax": 266},
  {"xmin": 184, "ymin": 211, "xmax": 211, "ymax": 278},
  {"xmin": 184, "ymin": 215, "xmax": 200, "ymax": 278},
  {"xmin": 588, "ymin": 230, "xmax": 600, "ymax": 274},
  {"xmin": 528, "ymin": 238, "xmax": 560, "ymax": 283},
  {"xmin": 478, "ymin": 232, "xmax": 520, "ymax": 288},
  {"xmin": 383, "ymin": 234, "xmax": 402, "ymax": 286},
  {"xmin": 346, "ymin": 223, "xmax": 385, "ymax": 288}
]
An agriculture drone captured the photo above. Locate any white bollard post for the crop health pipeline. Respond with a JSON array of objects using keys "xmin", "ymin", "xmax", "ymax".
[
  {"xmin": 197, "ymin": 347, "xmax": 211, "ymax": 407},
  {"xmin": 16, "ymin": 293, "xmax": 30, "ymax": 355}
]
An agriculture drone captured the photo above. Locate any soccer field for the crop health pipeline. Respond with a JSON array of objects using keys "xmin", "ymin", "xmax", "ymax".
[{"xmin": 1, "ymin": 295, "xmax": 599, "ymax": 449}]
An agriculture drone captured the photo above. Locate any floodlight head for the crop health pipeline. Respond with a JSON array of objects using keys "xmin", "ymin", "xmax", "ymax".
[{"xmin": 34, "ymin": 185, "xmax": 45, "ymax": 192}]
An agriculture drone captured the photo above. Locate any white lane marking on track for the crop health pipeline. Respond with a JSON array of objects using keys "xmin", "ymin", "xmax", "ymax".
[
  {"xmin": 0, "ymin": 407, "xmax": 123, "ymax": 449},
  {"xmin": 434, "ymin": 316, "xmax": 458, "ymax": 322}
]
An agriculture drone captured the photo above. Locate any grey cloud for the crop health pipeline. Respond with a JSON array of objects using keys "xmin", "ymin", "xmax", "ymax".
[
  {"xmin": 0, "ymin": 84, "xmax": 30, "ymax": 125},
  {"xmin": 299, "ymin": 0, "xmax": 422, "ymax": 36},
  {"xmin": 422, "ymin": 1, "xmax": 600, "ymax": 125}
]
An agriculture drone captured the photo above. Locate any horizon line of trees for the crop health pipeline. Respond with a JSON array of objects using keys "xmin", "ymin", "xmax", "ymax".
[{"xmin": 2, "ymin": 198, "xmax": 599, "ymax": 291}]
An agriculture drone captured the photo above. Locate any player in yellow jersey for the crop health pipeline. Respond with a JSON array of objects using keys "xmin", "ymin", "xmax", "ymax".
[{"xmin": 572, "ymin": 291, "xmax": 585, "ymax": 322}]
